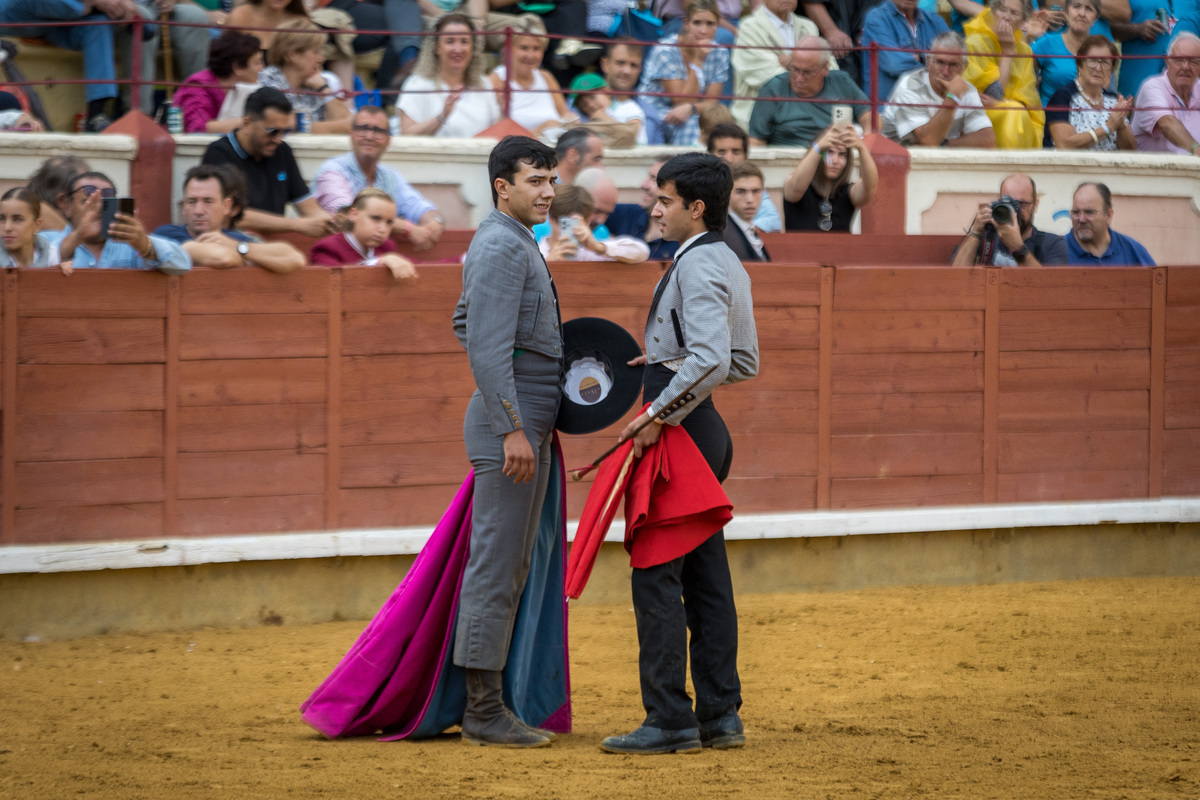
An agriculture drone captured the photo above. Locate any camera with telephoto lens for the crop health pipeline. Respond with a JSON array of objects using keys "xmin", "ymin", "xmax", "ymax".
[{"xmin": 990, "ymin": 195, "xmax": 1020, "ymax": 227}]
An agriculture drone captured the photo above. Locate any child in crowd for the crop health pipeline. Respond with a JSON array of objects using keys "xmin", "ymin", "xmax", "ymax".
[
  {"xmin": 310, "ymin": 188, "xmax": 418, "ymax": 280},
  {"xmin": 569, "ymin": 73, "xmax": 646, "ymax": 144},
  {"xmin": 0, "ymin": 186, "xmax": 59, "ymax": 268},
  {"xmin": 542, "ymin": 184, "xmax": 650, "ymax": 263}
]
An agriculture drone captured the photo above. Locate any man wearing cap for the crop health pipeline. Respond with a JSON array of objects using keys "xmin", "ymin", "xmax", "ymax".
[{"xmin": 601, "ymin": 152, "xmax": 759, "ymax": 755}]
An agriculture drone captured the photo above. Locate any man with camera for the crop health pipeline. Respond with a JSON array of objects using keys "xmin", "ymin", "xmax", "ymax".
[{"xmin": 951, "ymin": 174, "xmax": 1068, "ymax": 267}]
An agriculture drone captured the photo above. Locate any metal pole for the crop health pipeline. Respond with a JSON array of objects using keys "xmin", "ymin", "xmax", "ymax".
[
  {"xmin": 869, "ymin": 42, "xmax": 879, "ymax": 134},
  {"xmin": 131, "ymin": 17, "xmax": 144, "ymax": 114},
  {"xmin": 502, "ymin": 26, "xmax": 513, "ymax": 120}
]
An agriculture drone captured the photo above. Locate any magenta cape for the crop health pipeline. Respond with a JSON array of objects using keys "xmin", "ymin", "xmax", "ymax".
[{"xmin": 300, "ymin": 445, "xmax": 571, "ymax": 739}]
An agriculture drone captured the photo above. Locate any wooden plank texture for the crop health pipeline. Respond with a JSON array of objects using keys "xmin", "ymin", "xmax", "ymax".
[
  {"xmin": 18, "ymin": 318, "xmax": 165, "ymax": 364},
  {"xmin": 833, "ymin": 310, "xmax": 983, "ymax": 353},
  {"xmin": 179, "ymin": 359, "xmax": 326, "ymax": 406},
  {"xmin": 177, "ymin": 495, "xmax": 326, "ymax": 536},
  {"xmin": 178, "ymin": 404, "xmax": 327, "ymax": 453},
  {"xmin": 997, "ymin": 470, "xmax": 1148, "ymax": 503},
  {"xmin": 340, "ymin": 264, "xmax": 464, "ymax": 313},
  {"xmin": 339, "ymin": 484, "xmax": 466, "ymax": 529},
  {"xmin": 831, "ymin": 475, "xmax": 984, "ymax": 509},
  {"xmin": 18, "ymin": 364, "xmax": 165, "ymax": 412},
  {"xmin": 178, "ymin": 268, "xmax": 330, "ymax": 314},
  {"xmin": 831, "ymin": 433, "xmax": 982, "ymax": 478},
  {"xmin": 15, "ymin": 457, "xmax": 163, "ymax": 507},
  {"xmin": 1166, "ymin": 265, "xmax": 1200, "ymax": 307},
  {"xmin": 730, "ymin": 433, "xmax": 818, "ymax": 477},
  {"xmin": 341, "ymin": 353, "xmax": 473, "ymax": 402},
  {"xmin": 833, "ymin": 267, "xmax": 986, "ymax": 311},
  {"xmin": 13, "ymin": 503, "xmax": 164, "ymax": 543},
  {"xmin": 754, "ymin": 306, "xmax": 820, "ymax": 350},
  {"xmin": 997, "ymin": 390, "xmax": 1148, "ymax": 432},
  {"xmin": 998, "ymin": 350, "xmax": 1149, "ymax": 392},
  {"xmin": 1000, "ymin": 269, "xmax": 1151, "ymax": 310},
  {"xmin": 1000, "ymin": 310, "xmax": 1151, "ymax": 351},
  {"xmin": 724, "ymin": 476, "xmax": 817, "ymax": 512},
  {"xmin": 999, "ymin": 430, "xmax": 1148, "ymax": 474},
  {"xmin": 832, "ymin": 392, "xmax": 982, "ymax": 435},
  {"xmin": 341, "ymin": 311, "xmax": 462, "ymax": 356},
  {"xmin": 1165, "ymin": 429, "xmax": 1200, "ymax": 495},
  {"xmin": 180, "ymin": 314, "xmax": 328, "ymax": 360},
  {"xmin": 16, "ymin": 411, "xmax": 163, "ymax": 461},
  {"xmin": 17, "ymin": 270, "xmax": 166, "ymax": 316},
  {"xmin": 1165, "ymin": 306, "xmax": 1200, "ymax": 350},
  {"xmin": 832, "ymin": 352, "xmax": 984, "ymax": 394},
  {"xmin": 342, "ymin": 396, "xmax": 486, "ymax": 446},
  {"xmin": 739, "ymin": 264, "xmax": 823, "ymax": 307},
  {"xmin": 715, "ymin": 390, "xmax": 819, "ymax": 435},
  {"xmin": 177, "ymin": 451, "xmax": 326, "ymax": 499},
  {"xmin": 340, "ymin": 442, "xmax": 473, "ymax": 488}
]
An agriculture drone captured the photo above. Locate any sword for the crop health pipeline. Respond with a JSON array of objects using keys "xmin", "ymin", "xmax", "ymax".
[{"xmin": 569, "ymin": 364, "xmax": 718, "ymax": 482}]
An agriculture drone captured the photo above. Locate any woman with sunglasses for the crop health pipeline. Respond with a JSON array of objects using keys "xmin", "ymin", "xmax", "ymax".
[
  {"xmin": 0, "ymin": 187, "xmax": 59, "ymax": 268},
  {"xmin": 397, "ymin": 14, "xmax": 500, "ymax": 137},
  {"xmin": 782, "ymin": 125, "xmax": 877, "ymax": 232},
  {"xmin": 963, "ymin": 0, "xmax": 1046, "ymax": 148},
  {"xmin": 1045, "ymin": 34, "xmax": 1135, "ymax": 148}
]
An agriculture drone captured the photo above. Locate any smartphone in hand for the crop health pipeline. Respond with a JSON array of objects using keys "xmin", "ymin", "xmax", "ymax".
[{"xmin": 100, "ymin": 197, "xmax": 136, "ymax": 237}]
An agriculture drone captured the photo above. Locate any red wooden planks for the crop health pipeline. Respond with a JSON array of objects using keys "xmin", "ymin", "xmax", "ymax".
[
  {"xmin": 1000, "ymin": 310, "xmax": 1151, "ymax": 352},
  {"xmin": 724, "ymin": 476, "xmax": 818, "ymax": 512},
  {"xmin": 1000, "ymin": 268, "xmax": 1151, "ymax": 310},
  {"xmin": 998, "ymin": 350, "xmax": 1149, "ymax": 392},
  {"xmin": 339, "ymin": 484, "xmax": 465, "ymax": 529},
  {"xmin": 17, "ymin": 270, "xmax": 166, "ymax": 316},
  {"xmin": 833, "ymin": 352, "xmax": 984, "ymax": 394},
  {"xmin": 19, "ymin": 318, "xmax": 165, "ymax": 365},
  {"xmin": 999, "ymin": 430, "xmax": 1148, "ymax": 474},
  {"xmin": 18, "ymin": 364, "xmax": 165, "ymax": 412},
  {"xmin": 833, "ymin": 392, "xmax": 983, "ymax": 435},
  {"xmin": 14, "ymin": 503, "xmax": 164, "ymax": 543},
  {"xmin": 997, "ymin": 470, "xmax": 1148, "ymax": 502},
  {"xmin": 16, "ymin": 457, "xmax": 164, "ymax": 507},
  {"xmin": 179, "ymin": 268, "xmax": 331, "ymax": 315},
  {"xmin": 178, "ymin": 404, "xmax": 327, "ymax": 453},
  {"xmin": 834, "ymin": 267, "xmax": 986, "ymax": 311},
  {"xmin": 831, "ymin": 432, "xmax": 982, "ymax": 478},
  {"xmin": 833, "ymin": 310, "xmax": 984, "ymax": 353},
  {"xmin": 831, "ymin": 475, "xmax": 983, "ymax": 509},
  {"xmin": 178, "ymin": 358, "xmax": 326, "ymax": 406},
  {"xmin": 997, "ymin": 390, "xmax": 1148, "ymax": 432},
  {"xmin": 177, "ymin": 494, "xmax": 326, "ymax": 536},
  {"xmin": 340, "ymin": 353, "xmax": 473, "ymax": 402},
  {"xmin": 16, "ymin": 411, "xmax": 163, "ymax": 461},
  {"xmin": 341, "ymin": 311, "xmax": 461, "ymax": 356},
  {"xmin": 177, "ymin": 450, "xmax": 326, "ymax": 499},
  {"xmin": 180, "ymin": 314, "xmax": 328, "ymax": 360},
  {"xmin": 340, "ymin": 442, "xmax": 471, "ymax": 488},
  {"xmin": 340, "ymin": 264, "xmax": 463, "ymax": 313},
  {"xmin": 341, "ymin": 397, "xmax": 470, "ymax": 446}
]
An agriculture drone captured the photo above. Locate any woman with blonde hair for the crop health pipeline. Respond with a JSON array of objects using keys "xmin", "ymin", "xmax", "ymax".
[
  {"xmin": 636, "ymin": 0, "xmax": 730, "ymax": 146},
  {"xmin": 257, "ymin": 19, "xmax": 352, "ymax": 134},
  {"xmin": 488, "ymin": 15, "xmax": 577, "ymax": 136},
  {"xmin": 397, "ymin": 14, "xmax": 500, "ymax": 137},
  {"xmin": 963, "ymin": 0, "xmax": 1045, "ymax": 148}
]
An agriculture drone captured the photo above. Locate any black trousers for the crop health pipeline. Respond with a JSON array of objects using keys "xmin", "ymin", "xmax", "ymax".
[{"xmin": 630, "ymin": 365, "xmax": 741, "ymax": 730}]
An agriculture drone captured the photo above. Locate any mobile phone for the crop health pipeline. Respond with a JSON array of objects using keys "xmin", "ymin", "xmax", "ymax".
[
  {"xmin": 101, "ymin": 197, "xmax": 135, "ymax": 236},
  {"xmin": 832, "ymin": 104, "xmax": 853, "ymax": 127},
  {"xmin": 558, "ymin": 216, "xmax": 578, "ymax": 246},
  {"xmin": 1049, "ymin": 4, "xmax": 1063, "ymax": 11}
]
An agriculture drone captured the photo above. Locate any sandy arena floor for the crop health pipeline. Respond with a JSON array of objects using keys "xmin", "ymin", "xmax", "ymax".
[{"xmin": 3, "ymin": 576, "xmax": 1199, "ymax": 800}]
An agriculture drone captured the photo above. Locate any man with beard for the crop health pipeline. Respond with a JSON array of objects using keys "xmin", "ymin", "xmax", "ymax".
[
  {"xmin": 1065, "ymin": 182, "xmax": 1155, "ymax": 266},
  {"xmin": 951, "ymin": 173, "xmax": 1068, "ymax": 267}
]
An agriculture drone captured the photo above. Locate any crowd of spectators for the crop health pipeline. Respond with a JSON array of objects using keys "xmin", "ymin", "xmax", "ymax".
[{"xmin": 1, "ymin": 0, "xmax": 1197, "ymax": 156}]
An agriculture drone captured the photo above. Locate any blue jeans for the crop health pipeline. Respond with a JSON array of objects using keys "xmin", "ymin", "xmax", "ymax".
[{"xmin": 0, "ymin": 0, "xmax": 118, "ymax": 101}]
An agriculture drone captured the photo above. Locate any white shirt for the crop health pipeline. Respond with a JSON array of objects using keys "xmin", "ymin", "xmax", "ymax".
[
  {"xmin": 397, "ymin": 74, "xmax": 501, "ymax": 139},
  {"xmin": 610, "ymin": 98, "xmax": 648, "ymax": 145},
  {"xmin": 729, "ymin": 212, "xmax": 766, "ymax": 260},
  {"xmin": 883, "ymin": 68, "xmax": 992, "ymax": 145}
]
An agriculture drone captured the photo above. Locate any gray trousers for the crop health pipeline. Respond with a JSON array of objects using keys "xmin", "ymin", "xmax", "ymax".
[{"xmin": 453, "ymin": 352, "xmax": 560, "ymax": 672}]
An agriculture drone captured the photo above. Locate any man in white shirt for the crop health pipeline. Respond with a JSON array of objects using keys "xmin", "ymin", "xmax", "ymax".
[
  {"xmin": 882, "ymin": 32, "xmax": 997, "ymax": 148},
  {"xmin": 721, "ymin": 162, "xmax": 770, "ymax": 262}
]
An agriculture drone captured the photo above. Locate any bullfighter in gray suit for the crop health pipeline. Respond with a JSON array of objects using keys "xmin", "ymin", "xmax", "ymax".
[
  {"xmin": 451, "ymin": 136, "xmax": 563, "ymax": 748},
  {"xmin": 601, "ymin": 153, "xmax": 760, "ymax": 755}
]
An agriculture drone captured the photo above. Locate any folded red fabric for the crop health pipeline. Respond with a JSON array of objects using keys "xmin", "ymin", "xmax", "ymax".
[{"xmin": 566, "ymin": 415, "xmax": 731, "ymax": 599}]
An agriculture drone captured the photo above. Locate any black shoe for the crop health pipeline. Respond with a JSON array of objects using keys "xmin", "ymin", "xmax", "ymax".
[
  {"xmin": 599, "ymin": 725, "xmax": 702, "ymax": 754},
  {"xmin": 85, "ymin": 114, "xmax": 112, "ymax": 133},
  {"xmin": 699, "ymin": 712, "xmax": 746, "ymax": 749}
]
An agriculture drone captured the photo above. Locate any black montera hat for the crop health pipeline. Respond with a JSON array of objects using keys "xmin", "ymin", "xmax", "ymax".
[{"xmin": 555, "ymin": 317, "xmax": 645, "ymax": 435}]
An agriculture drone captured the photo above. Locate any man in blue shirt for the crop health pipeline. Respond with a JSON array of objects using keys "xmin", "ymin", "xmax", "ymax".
[
  {"xmin": 860, "ymin": 0, "xmax": 951, "ymax": 102},
  {"xmin": 154, "ymin": 165, "xmax": 305, "ymax": 273},
  {"xmin": 1065, "ymin": 182, "xmax": 1156, "ymax": 266},
  {"xmin": 43, "ymin": 171, "xmax": 191, "ymax": 275}
]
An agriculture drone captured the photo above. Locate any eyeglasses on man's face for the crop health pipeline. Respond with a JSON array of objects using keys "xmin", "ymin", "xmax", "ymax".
[
  {"xmin": 255, "ymin": 122, "xmax": 294, "ymax": 139},
  {"xmin": 352, "ymin": 123, "xmax": 390, "ymax": 137},
  {"xmin": 71, "ymin": 185, "xmax": 116, "ymax": 198}
]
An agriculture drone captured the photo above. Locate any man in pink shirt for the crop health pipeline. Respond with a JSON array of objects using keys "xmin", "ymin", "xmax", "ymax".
[{"xmin": 1132, "ymin": 32, "xmax": 1200, "ymax": 156}]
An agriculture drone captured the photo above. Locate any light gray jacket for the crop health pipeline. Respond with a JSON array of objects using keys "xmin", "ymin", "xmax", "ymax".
[
  {"xmin": 644, "ymin": 231, "xmax": 759, "ymax": 423},
  {"xmin": 453, "ymin": 209, "xmax": 563, "ymax": 435}
]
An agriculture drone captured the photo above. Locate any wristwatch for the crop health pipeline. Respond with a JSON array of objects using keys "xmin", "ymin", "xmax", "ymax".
[
  {"xmin": 1011, "ymin": 245, "xmax": 1029, "ymax": 264},
  {"xmin": 237, "ymin": 241, "xmax": 251, "ymax": 262}
]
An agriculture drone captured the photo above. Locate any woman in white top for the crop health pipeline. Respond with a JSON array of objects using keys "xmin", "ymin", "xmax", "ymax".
[
  {"xmin": 488, "ymin": 16, "xmax": 577, "ymax": 136},
  {"xmin": 398, "ymin": 14, "xmax": 500, "ymax": 137}
]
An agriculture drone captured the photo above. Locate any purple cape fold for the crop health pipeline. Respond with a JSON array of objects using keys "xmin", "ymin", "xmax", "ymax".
[{"xmin": 300, "ymin": 442, "xmax": 571, "ymax": 739}]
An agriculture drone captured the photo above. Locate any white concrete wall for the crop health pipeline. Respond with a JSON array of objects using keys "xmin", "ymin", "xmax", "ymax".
[{"xmin": 0, "ymin": 133, "xmax": 137, "ymax": 196}]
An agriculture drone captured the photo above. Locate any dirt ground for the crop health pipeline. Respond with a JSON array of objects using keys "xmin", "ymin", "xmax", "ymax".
[{"xmin": 3, "ymin": 576, "xmax": 1199, "ymax": 800}]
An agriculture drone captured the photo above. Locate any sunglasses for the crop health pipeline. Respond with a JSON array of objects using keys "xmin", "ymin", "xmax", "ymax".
[
  {"xmin": 255, "ymin": 122, "xmax": 294, "ymax": 139},
  {"xmin": 71, "ymin": 185, "xmax": 117, "ymax": 198},
  {"xmin": 352, "ymin": 123, "xmax": 389, "ymax": 137}
]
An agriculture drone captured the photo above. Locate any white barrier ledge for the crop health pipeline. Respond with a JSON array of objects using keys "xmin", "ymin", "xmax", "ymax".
[{"xmin": 3, "ymin": 497, "xmax": 1199, "ymax": 576}]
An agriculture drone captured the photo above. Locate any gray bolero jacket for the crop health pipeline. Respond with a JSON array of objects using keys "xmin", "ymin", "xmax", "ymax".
[{"xmin": 453, "ymin": 209, "xmax": 563, "ymax": 436}]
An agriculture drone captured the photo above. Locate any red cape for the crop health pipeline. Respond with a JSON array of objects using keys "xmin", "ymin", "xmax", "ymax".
[{"xmin": 565, "ymin": 419, "xmax": 732, "ymax": 599}]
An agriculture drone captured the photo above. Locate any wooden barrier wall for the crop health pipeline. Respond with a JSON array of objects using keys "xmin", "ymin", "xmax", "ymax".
[{"xmin": 0, "ymin": 262, "xmax": 1197, "ymax": 546}]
